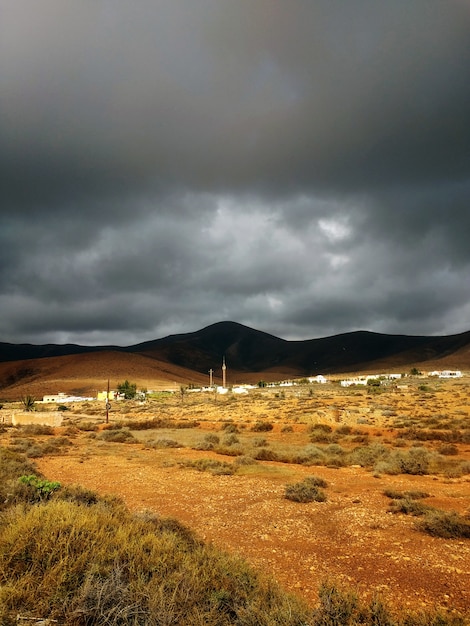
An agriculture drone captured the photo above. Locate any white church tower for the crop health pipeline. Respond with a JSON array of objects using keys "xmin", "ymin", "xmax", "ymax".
[{"xmin": 222, "ymin": 356, "xmax": 227, "ymax": 388}]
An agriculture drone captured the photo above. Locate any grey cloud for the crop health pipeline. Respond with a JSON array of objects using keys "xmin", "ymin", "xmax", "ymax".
[{"xmin": 1, "ymin": 1, "xmax": 470, "ymax": 344}]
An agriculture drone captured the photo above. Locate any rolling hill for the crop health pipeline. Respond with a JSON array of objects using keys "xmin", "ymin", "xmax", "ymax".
[{"xmin": 1, "ymin": 321, "xmax": 469, "ymax": 399}]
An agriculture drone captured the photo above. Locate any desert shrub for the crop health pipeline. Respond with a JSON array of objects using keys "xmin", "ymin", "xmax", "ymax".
[
  {"xmin": 378, "ymin": 447, "xmax": 433, "ymax": 475},
  {"xmin": 213, "ymin": 445, "xmax": 244, "ymax": 457},
  {"xmin": 204, "ymin": 433, "xmax": 220, "ymax": 445},
  {"xmin": 194, "ymin": 433, "xmax": 221, "ymax": 451},
  {"xmin": 181, "ymin": 459, "xmax": 235, "ymax": 475},
  {"xmin": 437, "ymin": 443, "xmax": 458, "ymax": 456},
  {"xmin": 384, "ymin": 490, "xmax": 430, "ymax": 500},
  {"xmin": 284, "ymin": 479, "xmax": 327, "ymax": 503},
  {"xmin": 220, "ymin": 422, "xmax": 239, "ymax": 433},
  {"xmin": 335, "ymin": 425, "xmax": 352, "ymax": 435},
  {"xmin": 0, "ymin": 499, "xmax": 312, "ymax": 625},
  {"xmin": 325, "ymin": 443, "xmax": 345, "ymax": 456},
  {"xmin": 40, "ymin": 437, "xmax": 73, "ymax": 455},
  {"xmin": 309, "ymin": 423, "xmax": 333, "ymax": 434},
  {"xmin": 304, "ymin": 444, "xmax": 327, "ymax": 463},
  {"xmin": 222, "ymin": 434, "xmax": 239, "ymax": 446},
  {"xmin": 251, "ymin": 421, "xmax": 274, "ymax": 432},
  {"xmin": 350, "ymin": 443, "xmax": 389, "ymax": 468},
  {"xmin": 233, "ymin": 455, "xmax": 257, "ymax": 466},
  {"xmin": 418, "ymin": 510, "xmax": 470, "ymax": 539},
  {"xmin": 388, "ymin": 497, "xmax": 430, "ymax": 516},
  {"xmin": 76, "ymin": 421, "xmax": 99, "ymax": 432},
  {"xmin": 152, "ymin": 438, "xmax": 181, "ymax": 448},
  {"xmin": 309, "ymin": 423, "xmax": 334, "ymax": 443},
  {"xmin": 57, "ymin": 484, "xmax": 100, "ymax": 506},
  {"xmin": 98, "ymin": 429, "xmax": 137, "ymax": 443},
  {"xmin": 0, "ymin": 449, "xmax": 43, "ymax": 510},
  {"xmin": 281, "ymin": 424, "xmax": 293, "ymax": 432},
  {"xmin": 311, "ymin": 582, "xmax": 360, "ymax": 625},
  {"xmin": 7, "ymin": 438, "xmax": 36, "ymax": 454},
  {"xmin": 125, "ymin": 417, "xmax": 200, "ymax": 430},
  {"xmin": 17, "ymin": 424, "xmax": 54, "ymax": 436},
  {"xmin": 304, "ymin": 475, "xmax": 328, "ymax": 488},
  {"xmin": 253, "ymin": 448, "xmax": 279, "ymax": 461},
  {"xmin": 396, "ymin": 447, "xmax": 433, "ymax": 475},
  {"xmin": 253, "ymin": 437, "xmax": 268, "ymax": 447},
  {"xmin": 0, "ymin": 448, "xmax": 38, "ymax": 482}
]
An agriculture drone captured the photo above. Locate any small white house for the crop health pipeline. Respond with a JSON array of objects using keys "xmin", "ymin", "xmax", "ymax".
[
  {"xmin": 308, "ymin": 375, "xmax": 328, "ymax": 384},
  {"xmin": 439, "ymin": 370, "xmax": 462, "ymax": 378},
  {"xmin": 232, "ymin": 386, "xmax": 248, "ymax": 394}
]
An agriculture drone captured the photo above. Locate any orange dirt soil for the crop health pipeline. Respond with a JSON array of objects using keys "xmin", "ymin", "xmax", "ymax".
[{"xmin": 35, "ymin": 434, "xmax": 470, "ymax": 618}]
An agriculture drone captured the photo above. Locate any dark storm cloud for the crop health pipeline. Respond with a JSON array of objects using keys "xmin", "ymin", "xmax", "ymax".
[{"xmin": 1, "ymin": 1, "xmax": 470, "ymax": 344}]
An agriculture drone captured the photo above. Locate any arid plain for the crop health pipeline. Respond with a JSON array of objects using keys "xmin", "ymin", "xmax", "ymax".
[{"xmin": 2, "ymin": 376, "xmax": 469, "ymax": 619}]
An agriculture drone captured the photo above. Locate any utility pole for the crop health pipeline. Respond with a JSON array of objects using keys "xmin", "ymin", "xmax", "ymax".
[
  {"xmin": 105, "ymin": 379, "xmax": 110, "ymax": 423},
  {"xmin": 209, "ymin": 368, "xmax": 213, "ymax": 387}
]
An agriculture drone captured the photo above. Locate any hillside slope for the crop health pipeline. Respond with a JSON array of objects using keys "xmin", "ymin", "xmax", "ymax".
[{"xmin": 1, "ymin": 322, "xmax": 469, "ymax": 399}]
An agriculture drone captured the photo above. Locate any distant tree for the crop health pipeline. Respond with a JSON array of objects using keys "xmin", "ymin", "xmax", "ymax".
[
  {"xmin": 257, "ymin": 381, "xmax": 267, "ymax": 388},
  {"xmin": 409, "ymin": 367, "xmax": 422, "ymax": 376},
  {"xmin": 117, "ymin": 380, "xmax": 137, "ymax": 400}
]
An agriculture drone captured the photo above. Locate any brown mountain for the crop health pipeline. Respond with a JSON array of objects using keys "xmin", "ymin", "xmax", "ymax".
[{"xmin": 0, "ymin": 321, "xmax": 469, "ymax": 399}]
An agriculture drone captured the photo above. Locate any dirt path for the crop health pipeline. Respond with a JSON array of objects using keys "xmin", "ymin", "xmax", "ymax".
[{"xmin": 37, "ymin": 442, "xmax": 470, "ymax": 617}]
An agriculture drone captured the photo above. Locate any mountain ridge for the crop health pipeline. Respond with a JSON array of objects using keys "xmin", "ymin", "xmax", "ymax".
[{"xmin": 1, "ymin": 321, "xmax": 469, "ymax": 399}]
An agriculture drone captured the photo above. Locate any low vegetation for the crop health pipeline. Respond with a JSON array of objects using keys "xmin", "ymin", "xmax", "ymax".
[
  {"xmin": 1, "ymin": 378, "xmax": 469, "ymax": 624},
  {"xmin": 284, "ymin": 476, "xmax": 328, "ymax": 503},
  {"xmin": 0, "ymin": 448, "xmax": 466, "ymax": 625},
  {"xmin": 384, "ymin": 489, "xmax": 470, "ymax": 539}
]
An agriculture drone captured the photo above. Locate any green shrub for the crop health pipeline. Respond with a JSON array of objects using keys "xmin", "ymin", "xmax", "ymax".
[
  {"xmin": 233, "ymin": 455, "xmax": 257, "ymax": 467},
  {"xmin": 284, "ymin": 479, "xmax": 327, "ymax": 503},
  {"xmin": 350, "ymin": 443, "xmax": 388, "ymax": 468},
  {"xmin": 383, "ymin": 489, "xmax": 430, "ymax": 500},
  {"xmin": 18, "ymin": 475, "xmax": 61, "ymax": 502},
  {"xmin": 304, "ymin": 475, "xmax": 328, "ymax": 488},
  {"xmin": 253, "ymin": 448, "xmax": 279, "ymax": 461},
  {"xmin": 181, "ymin": 459, "xmax": 236, "ymax": 475},
  {"xmin": 388, "ymin": 497, "xmax": 430, "ymax": 516},
  {"xmin": 418, "ymin": 510, "xmax": 470, "ymax": 539},
  {"xmin": 204, "ymin": 433, "xmax": 220, "ymax": 445},
  {"xmin": 222, "ymin": 434, "xmax": 239, "ymax": 446},
  {"xmin": 378, "ymin": 447, "xmax": 433, "ymax": 475}
]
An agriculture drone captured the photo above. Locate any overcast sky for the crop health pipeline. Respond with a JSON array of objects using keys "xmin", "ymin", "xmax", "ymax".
[{"xmin": 1, "ymin": 1, "xmax": 470, "ymax": 346}]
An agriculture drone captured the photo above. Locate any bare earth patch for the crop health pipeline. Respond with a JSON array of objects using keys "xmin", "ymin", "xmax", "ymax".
[{"xmin": 36, "ymin": 439, "xmax": 470, "ymax": 617}]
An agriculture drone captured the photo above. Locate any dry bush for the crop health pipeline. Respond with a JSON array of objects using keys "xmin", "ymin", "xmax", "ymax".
[
  {"xmin": 418, "ymin": 510, "xmax": 470, "ymax": 539},
  {"xmin": 251, "ymin": 421, "xmax": 274, "ymax": 432},
  {"xmin": 98, "ymin": 429, "xmax": 137, "ymax": 443},
  {"xmin": 284, "ymin": 478, "xmax": 327, "ymax": 503},
  {"xmin": 0, "ymin": 498, "xmax": 312, "ymax": 625},
  {"xmin": 180, "ymin": 458, "xmax": 236, "ymax": 475}
]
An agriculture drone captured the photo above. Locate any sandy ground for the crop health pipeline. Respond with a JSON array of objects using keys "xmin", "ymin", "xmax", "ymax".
[{"xmin": 35, "ymin": 434, "xmax": 470, "ymax": 618}]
